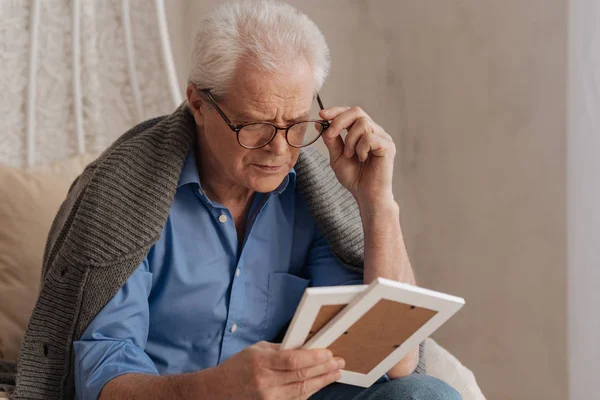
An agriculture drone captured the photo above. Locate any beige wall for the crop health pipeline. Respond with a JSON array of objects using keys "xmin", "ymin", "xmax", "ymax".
[{"xmin": 168, "ymin": 2, "xmax": 568, "ymax": 399}]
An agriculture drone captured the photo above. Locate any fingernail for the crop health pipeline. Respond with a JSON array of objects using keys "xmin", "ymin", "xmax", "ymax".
[{"xmin": 336, "ymin": 358, "xmax": 345, "ymax": 368}]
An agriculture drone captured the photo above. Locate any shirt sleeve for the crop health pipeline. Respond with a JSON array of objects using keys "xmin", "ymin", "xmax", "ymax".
[
  {"xmin": 304, "ymin": 226, "xmax": 363, "ymax": 287},
  {"xmin": 73, "ymin": 258, "xmax": 158, "ymax": 400}
]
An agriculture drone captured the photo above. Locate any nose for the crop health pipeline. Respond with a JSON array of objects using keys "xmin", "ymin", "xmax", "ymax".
[{"xmin": 265, "ymin": 128, "xmax": 289, "ymax": 155}]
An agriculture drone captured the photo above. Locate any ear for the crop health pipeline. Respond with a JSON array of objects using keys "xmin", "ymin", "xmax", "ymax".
[{"xmin": 186, "ymin": 84, "xmax": 206, "ymax": 126}]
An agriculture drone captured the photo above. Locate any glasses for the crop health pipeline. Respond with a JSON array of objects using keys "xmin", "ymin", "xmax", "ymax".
[{"xmin": 201, "ymin": 89, "xmax": 330, "ymax": 149}]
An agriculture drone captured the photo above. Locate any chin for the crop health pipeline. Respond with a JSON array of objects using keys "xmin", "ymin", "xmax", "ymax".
[{"xmin": 247, "ymin": 172, "xmax": 289, "ymax": 193}]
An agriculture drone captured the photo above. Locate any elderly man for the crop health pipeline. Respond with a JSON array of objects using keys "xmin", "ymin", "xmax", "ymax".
[{"xmin": 10, "ymin": 1, "xmax": 461, "ymax": 399}]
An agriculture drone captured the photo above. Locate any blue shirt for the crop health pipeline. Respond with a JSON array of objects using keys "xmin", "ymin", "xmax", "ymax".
[{"xmin": 73, "ymin": 151, "xmax": 364, "ymax": 399}]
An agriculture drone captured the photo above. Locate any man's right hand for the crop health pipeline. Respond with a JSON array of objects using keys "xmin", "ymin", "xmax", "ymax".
[{"xmin": 211, "ymin": 341, "xmax": 345, "ymax": 399}]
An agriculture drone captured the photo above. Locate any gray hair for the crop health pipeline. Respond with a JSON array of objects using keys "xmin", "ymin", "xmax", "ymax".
[{"xmin": 187, "ymin": 0, "xmax": 331, "ymax": 98}]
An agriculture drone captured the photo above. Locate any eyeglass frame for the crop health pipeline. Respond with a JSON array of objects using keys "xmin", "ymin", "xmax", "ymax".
[{"xmin": 200, "ymin": 89, "xmax": 330, "ymax": 149}]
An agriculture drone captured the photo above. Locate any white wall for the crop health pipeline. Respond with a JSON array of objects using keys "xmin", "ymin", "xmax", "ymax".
[{"xmin": 568, "ymin": 0, "xmax": 600, "ymax": 399}]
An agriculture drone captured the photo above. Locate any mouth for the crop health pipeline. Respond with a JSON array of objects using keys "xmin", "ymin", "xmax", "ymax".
[{"xmin": 252, "ymin": 164, "xmax": 284, "ymax": 173}]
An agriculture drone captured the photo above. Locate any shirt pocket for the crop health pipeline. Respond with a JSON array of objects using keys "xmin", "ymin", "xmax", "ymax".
[{"xmin": 262, "ymin": 272, "xmax": 310, "ymax": 342}]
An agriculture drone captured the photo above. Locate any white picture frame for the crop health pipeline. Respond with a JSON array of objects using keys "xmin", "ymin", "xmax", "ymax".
[{"xmin": 280, "ymin": 277, "xmax": 465, "ymax": 388}]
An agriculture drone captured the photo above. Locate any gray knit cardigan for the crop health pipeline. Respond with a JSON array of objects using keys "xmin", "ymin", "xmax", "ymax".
[{"xmin": 1, "ymin": 104, "xmax": 425, "ymax": 399}]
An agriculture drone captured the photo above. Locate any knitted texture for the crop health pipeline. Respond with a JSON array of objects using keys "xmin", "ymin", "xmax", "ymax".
[
  {"xmin": 2, "ymin": 104, "xmax": 425, "ymax": 399},
  {"xmin": 0, "ymin": 360, "xmax": 16, "ymax": 394}
]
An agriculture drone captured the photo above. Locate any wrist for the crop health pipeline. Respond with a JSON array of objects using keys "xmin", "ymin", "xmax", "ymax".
[
  {"xmin": 173, "ymin": 367, "xmax": 219, "ymax": 399},
  {"xmin": 356, "ymin": 193, "xmax": 399, "ymax": 221}
]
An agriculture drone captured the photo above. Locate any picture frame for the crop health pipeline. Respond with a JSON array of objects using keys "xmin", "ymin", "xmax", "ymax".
[{"xmin": 280, "ymin": 277, "xmax": 465, "ymax": 387}]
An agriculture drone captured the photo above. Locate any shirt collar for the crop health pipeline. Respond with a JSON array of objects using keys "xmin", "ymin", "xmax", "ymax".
[
  {"xmin": 177, "ymin": 150, "xmax": 201, "ymax": 188},
  {"xmin": 273, "ymin": 168, "xmax": 295, "ymax": 196},
  {"xmin": 177, "ymin": 151, "xmax": 296, "ymax": 196}
]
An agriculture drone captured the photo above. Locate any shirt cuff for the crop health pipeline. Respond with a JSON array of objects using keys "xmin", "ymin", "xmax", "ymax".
[{"xmin": 74, "ymin": 340, "xmax": 159, "ymax": 400}]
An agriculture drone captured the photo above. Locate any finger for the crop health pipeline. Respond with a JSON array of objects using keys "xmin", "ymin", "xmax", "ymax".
[
  {"xmin": 279, "ymin": 357, "xmax": 345, "ymax": 385},
  {"xmin": 269, "ymin": 348, "xmax": 333, "ymax": 371},
  {"xmin": 355, "ymin": 133, "xmax": 392, "ymax": 162},
  {"xmin": 343, "ymin": 116, "xmax": 375, "ymax": 159},
  {"xmin": 319, "ymin": 106, "xmax": 351, "ymax": 121},
  {"xmin": 323, "ymin": 106, "xmax": 368, "ymax": 139},
  {"xmin": 280, "ymin": 370, "xmax": 342, "ymax": 399},
  {"xmin": 373, "ymin": 125, "xmax": 392, "ymax": 141}
]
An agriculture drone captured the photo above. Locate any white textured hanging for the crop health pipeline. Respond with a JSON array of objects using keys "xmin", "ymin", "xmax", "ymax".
[
  {"xmin": 26, "ymin": 0, "xmax": 41, "ymax": 167},
  {"xmin": 72, "ymin": 0, "xmax": 85, "ymax": 154},
  {"xmin": 2, "ymin": 0, "xmax": 180, "ymax": 168},
  {"xmin": 122, "ymin": 0, "xmax": 143, "ymax": 122}
]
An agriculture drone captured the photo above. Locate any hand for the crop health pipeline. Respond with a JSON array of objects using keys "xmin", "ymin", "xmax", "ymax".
[
  {"xmin": 320, "ymin": 106, "xmax": 396, "ymax": 206},
  {"xmin": 212, "ymin": 341, "xmax": 344, "ymax": 400}
]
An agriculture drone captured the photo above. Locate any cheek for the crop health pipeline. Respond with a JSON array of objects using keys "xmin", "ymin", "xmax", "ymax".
[
  {"xmin": 204, "ymin": 124, "xmax": 246, "ymax": 166},
  {"xmin": 282, "ymin": 149, "xmax": 301, "ymax": 173},
  {"xmin": 227, "ymin": 148, "xmax": 252, "ymax": 175},
  {"xmin": 290, "ymin": 148, "xmax": 301, "ymax": 165}
]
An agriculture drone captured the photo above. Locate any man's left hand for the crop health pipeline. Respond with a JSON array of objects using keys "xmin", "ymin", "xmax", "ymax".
[{"xmin": 320, "ymin": 106, "xmax": 396, "ymax": 207}]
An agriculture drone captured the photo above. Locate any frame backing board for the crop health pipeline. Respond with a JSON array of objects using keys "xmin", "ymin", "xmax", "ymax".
[{"xmin": 280, "ymin": 278, "xmax": 464, "ymax": 387}]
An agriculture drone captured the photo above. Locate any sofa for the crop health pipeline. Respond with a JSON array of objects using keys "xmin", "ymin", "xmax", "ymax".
[{"xmin": 0, "ymin": 154, "xmax": 485, "ymax": 399}]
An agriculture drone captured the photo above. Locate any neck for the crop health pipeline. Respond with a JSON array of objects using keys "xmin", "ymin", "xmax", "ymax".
[{"xmin": 194, "ymin": 144, "xmax": 254, "ymax": 210}]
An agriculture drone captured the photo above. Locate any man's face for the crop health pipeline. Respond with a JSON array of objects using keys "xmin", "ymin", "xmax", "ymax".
[{"xmin": 190, "ymin": 60, "xmax": 316, "ymax": 194}]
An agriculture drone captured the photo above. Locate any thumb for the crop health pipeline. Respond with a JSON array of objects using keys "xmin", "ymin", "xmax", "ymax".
[
  {"xmin": 321, "ymin": 127, "xmax": 345, "ymax": 163},
  {"xmin": 255, "ymin": 341, "xmax": 280, "ymax": 350},
  {"xmin": 319, "ymin": 106, "xmax": 351, "ymax": 120}
]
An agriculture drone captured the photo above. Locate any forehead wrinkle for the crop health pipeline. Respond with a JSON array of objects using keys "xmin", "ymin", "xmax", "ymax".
[
  {"xmin": 227, "ymin": 95, "xmax": 312, "ymax": 123},
  {"xmin": 230, "ymin": 109, "xmax": 311, "ymax": 124},
  {"xmin": 226, "ymin": 61, "xmax": 316, "ymax": 123},
  {"xmin": 232, "ymin": 111, "xmax": 312, "ymax": 125}
]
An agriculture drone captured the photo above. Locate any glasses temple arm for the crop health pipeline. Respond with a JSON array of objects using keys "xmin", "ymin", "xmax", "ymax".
[
  {"xmin": 202, "ymin": 90, "xmax": 236, "ymax": 128},
  {"xmin": 316, "ymin": 93, "xmax": 325, "ymax": 111}
]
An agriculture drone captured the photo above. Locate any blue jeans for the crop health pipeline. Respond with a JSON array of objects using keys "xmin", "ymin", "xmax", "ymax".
[{"xmin": 310, "ymin": 375, "xmax": 462, "ymax": 400}]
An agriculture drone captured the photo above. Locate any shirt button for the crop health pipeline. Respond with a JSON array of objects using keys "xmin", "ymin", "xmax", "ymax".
[
  {"xmin": 236, "ymin": 268, "xmax": 240, "ymax": 277},
  {"xmin": 218, "ymin": 214, "xmax": 228, "ymax": 223},
  {"xmin": 231, "ymin": 323, "xmax": 238, "ymax": 333}
]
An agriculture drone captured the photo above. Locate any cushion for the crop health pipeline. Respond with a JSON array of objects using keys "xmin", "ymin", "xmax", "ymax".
[
  {"xmin": 0, "ymin": 154, "xmax": 98, "ymax": 362},
  {"xmin": 424, "ymin": 338, "xmax": 486, "ymax": 400}
]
